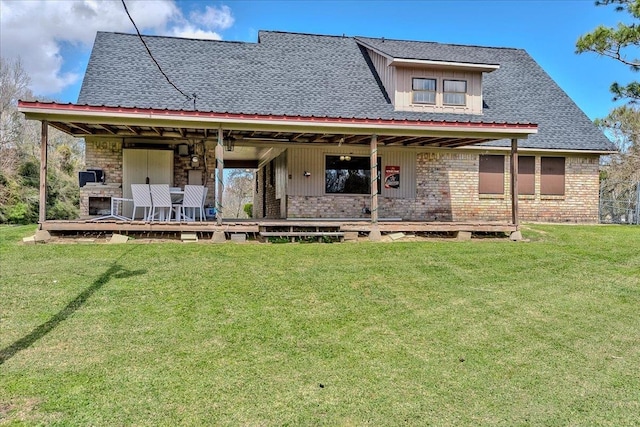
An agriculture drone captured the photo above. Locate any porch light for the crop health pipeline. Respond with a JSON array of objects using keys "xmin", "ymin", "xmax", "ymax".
[
  {"xmin": 340, "ymin": 155, "xmax": 351, "ymax": 161},
  {"xmin": 225, "ymin": 138, "xmax": 235, "ymax": 151},
  {"xmin": 191, "ymin": 155, "xmax": 199, "ymax": 166}
]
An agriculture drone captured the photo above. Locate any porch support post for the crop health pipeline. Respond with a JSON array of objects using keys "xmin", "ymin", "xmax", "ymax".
[
  {"xmin": 215, "ymin": 127, "xmax": 224, "ymax": 225},
  {"xmin": 369, "ymin": 134, "xmax": 381, "ymax": 241},
  {"xmin": 510, "ymin": 138, "xmax": 519, "ymax": 229},
  {"xmin": 39, "ymin": 121, "xmax": 48, "ymax": 227}
]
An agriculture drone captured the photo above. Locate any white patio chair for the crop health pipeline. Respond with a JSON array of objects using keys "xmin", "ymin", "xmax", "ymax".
[
  {"xmin": 179, "ymin": 185, "xmax": 206, "ymax": 222},
  {"xmin": 150, "ymin": 184, "xmax": 174, "ymax": 222},
  {"xmin": 131, "ymin": 184, "xmax": 152, "ymax": 221},
  {"xmin": 93, "ymin": 197, "xmax": 132, "ymax": 221}
]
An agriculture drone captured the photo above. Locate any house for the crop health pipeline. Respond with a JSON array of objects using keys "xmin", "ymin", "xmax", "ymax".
[{"xmin": 18, "ymin": 30, "xmax": 615, "ymax": 238}]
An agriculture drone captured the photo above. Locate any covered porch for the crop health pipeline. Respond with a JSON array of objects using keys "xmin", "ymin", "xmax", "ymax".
[{"xmin": 18, "ymin": 101, "xmax": 537, "ymax": 240}]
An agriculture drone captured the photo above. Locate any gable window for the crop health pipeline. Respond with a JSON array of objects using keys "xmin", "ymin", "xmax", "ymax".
[
  {"xmin": 518, "ymin": 156, "xmax": 535, "ymax": 195},
  {"xmin": 412, "ymin": 78, "xmax": 436, "ymax": 104},
  {"xmin": 541, "ymin": 157, "xmax": 565, "ymax": 196},
  {"xmin": 479, "ymin": 154, "xmax": 504, "ymax": 194},
  {"xmin": 325, "ymin": 155, "xmax": 381, "ymax": 195},
  {"xmin": 443, "ymin": 80, "xmax": 467, "ymax": 106}
]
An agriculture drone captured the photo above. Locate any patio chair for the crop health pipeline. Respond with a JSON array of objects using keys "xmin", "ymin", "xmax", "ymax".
[
  {"xmin": 131, "ymin": 184, "xmax": 152, "ymax": 221},
  {"xmin": 178, "ymin": 185, "xmax": 206, "ymax": 222},
  {"xmin": 93, "ymin": 196, "xmax": 132, "ymax": 221},
  {"xmin": 150, "ymin": 184, "xmax": 175, "ymax": 222}
]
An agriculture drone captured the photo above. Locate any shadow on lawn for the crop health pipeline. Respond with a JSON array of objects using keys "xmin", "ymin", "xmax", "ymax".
[{"xmin": 0, "ymin": 252, "xmax": 146, "ymax": 365}]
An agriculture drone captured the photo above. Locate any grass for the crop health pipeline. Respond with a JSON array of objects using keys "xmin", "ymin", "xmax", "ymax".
[{"xmin": 0, "ymin": 224, "xmax": 639, "ymax": 425}]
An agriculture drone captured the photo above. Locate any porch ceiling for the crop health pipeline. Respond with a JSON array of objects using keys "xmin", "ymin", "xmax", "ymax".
[
  {"xmin": 19, "ymin": 101, "xmax": 538, "ymax": 149},
  {"xmin": 48, "ymin": 122, "xmax": 501, "ymax": 148}
]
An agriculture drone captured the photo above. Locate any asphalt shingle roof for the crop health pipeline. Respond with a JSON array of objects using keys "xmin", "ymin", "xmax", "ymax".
[{"xmin": 77, "ymin": 30, "xmax": 614, "ymax": 151}]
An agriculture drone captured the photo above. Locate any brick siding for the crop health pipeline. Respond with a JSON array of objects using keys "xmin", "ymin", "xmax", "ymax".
[{"xmin": 288, "ymin": 151, "xmax": 600, "ymax": 223}]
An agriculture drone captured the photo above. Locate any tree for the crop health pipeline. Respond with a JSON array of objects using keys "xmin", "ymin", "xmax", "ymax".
[
  {"xmin": 0, "ymin": 56, "xmax": 85, "ymax": 223},
  {"xmin": 596, "ymin": 105, "xmax": 640, "ymax": 222},
  {"xmin": 576, "ymin": 0, "xmax": 640, "ymax": 102},
  {"xmin": 222, "ymin": 169, "xmax": 254, "ymax": 218}
]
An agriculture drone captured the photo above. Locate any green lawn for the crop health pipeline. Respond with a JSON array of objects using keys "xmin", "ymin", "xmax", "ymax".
[{"xmin": 1, "ymin": 225, "xmax": 639, "ymax": 426}]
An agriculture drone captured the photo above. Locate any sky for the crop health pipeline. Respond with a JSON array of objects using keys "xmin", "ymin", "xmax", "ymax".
[{"xmin": 0, "ymin": 0, "xmax": 635, "ymax": 121}]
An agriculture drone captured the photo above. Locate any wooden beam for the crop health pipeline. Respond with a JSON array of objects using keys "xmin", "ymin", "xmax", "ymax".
[
  {"xmin": 39, "ymin": 121, "xmax": 48, "ymax": 225},
  {"xmin": 216, "ymin": 127, "xmax": 224, "ymax": 225},
  {"xmin": 225, "ymin": 160, "xmax": 260, "ymax": 169},
  {"xmin": 178, "ymin": 127, "xmax": 186, "ymax": 137},
  {"xmin": 511, "ymin": 138, "xmax": 519, "ymax": 228},
  {"xmin": 125, "ymin": 125, "xmax": 140, "ymax": 135},
  {"xmin": 376, "ymin": 135, "xmax": 394, "ymax": 145},
  {"xmin": 98, "ymin": 124, "xmax": 117, "ymax": 134},
  {"xmin": 383, "ymin": 136, "xmax": 420, "ymax": 145},
  {"xmin": 48, "ymin": 122, "xmax": 77, "ymax": 135},
  {"xmin": 371, "ymin": 135, "xmax": 378, "ymax": 223},
  {"xmin": 152, "ymin": 127, "xmax": 163, "ymax": 136},
  {"xmin": 344, "ymin": 135, "xmax": 370, "ymax": 144},
  {"xmin": 445, "ymin": 138, "xmax": 491, "ymax": 148},
  {"xmin": 69, "ymin": 122, "xmax": 95, "ymax": 134},
  {"xmin": 369, "ymin": 134, "xmax": 381, "ymax": 241},
  {"xmin": 413, "ymin": 137, "xmax": 458, "ymax": 146}
]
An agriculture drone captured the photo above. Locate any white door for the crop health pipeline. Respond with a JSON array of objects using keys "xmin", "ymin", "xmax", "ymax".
[{"xmin": 123, "ymin": 149, "xmax": 173, "ymax": 216}]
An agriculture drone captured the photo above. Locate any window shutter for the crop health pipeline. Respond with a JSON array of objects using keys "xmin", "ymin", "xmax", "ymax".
[{"xmin": 479, "ymin": 155, "xmax": 505, "ymax": 194}]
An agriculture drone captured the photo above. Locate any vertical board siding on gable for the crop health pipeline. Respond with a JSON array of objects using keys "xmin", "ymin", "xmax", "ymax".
[
  {"xmin": 395, "ymin": 67, "xmax": 482, "ymax": 114},
  {"xmin": 365, "ymin": 48, "xmax": 396, "ymax": 103},
  {"xmin": 287, "ymin": 146, "xmax": 415, "ymax": 199}
]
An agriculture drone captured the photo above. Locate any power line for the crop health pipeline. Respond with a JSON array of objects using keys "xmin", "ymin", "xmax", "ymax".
[{"xmin": 120, "ymin": 0, "xmax": 194, "ymax": 104}]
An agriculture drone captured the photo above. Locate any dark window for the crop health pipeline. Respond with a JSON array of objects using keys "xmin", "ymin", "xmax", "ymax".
[
  {"xmin": 479, "ymin": 155, "xmax": 504, "ymax": 194},
  {"xmin": 541, "ymin": 157, "xmax": 565, "ymax": 195},
  {"xmin": 518, "ymin": 156, "xmax": 535, "ymax": 195},
  {"xmin": 412, "ymin": 78, "xmax": 436, "ymax": 104},
  {"xmin": 443, "ymin": 79, "xmax": 467, "ymax": 106},
  {"xmin": 325, "ymin": 155, "xmax": 381, "ymax": 194}
]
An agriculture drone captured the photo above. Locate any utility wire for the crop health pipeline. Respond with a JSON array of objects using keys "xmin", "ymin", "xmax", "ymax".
[{"xmin": 120, "ymin": 0, "xmax": 193, "ymax": 103}]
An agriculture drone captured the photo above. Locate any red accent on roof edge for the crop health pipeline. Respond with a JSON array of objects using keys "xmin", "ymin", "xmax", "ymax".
[{"xmin": 17, "ymin": 101, "xmax": 538, "ymax": 130}]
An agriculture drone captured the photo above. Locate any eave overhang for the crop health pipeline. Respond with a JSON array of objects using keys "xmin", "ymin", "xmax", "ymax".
[
  {"xmin": 18, "ymin": 101, "xmax": 537, "ymax": 148},
  {"xmin": 354, "ymin": 38, "xmax": 500, "ymax": 72},
  {"xmin": 388, "ymin": 58, "xmax": 500, "ymax": 72}
]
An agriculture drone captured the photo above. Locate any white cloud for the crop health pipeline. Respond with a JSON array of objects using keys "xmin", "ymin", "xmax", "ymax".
[
  {"xmin": 0, "ymin": 0, "xmax": 234, "ymax": 98},
  {"xmin": 171, "ymin": 25, "xmax": 222, "ymax": 41},
  {"xmin": 190, "ymin": 5, "xmax": 234, "ymax": 30}
]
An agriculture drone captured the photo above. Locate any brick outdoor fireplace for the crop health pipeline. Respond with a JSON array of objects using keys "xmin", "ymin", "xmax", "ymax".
[{"xmin": 79, "ymin": 183, "xmax": 123, "ymax": 217}]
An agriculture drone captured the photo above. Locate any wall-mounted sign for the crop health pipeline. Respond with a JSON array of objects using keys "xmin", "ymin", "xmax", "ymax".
[{"xmin": 384, "ymin": 165, "xmax": 400, "ymax": 189}]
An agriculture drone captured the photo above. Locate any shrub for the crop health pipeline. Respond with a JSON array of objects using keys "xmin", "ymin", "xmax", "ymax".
[
  {"xmin": 6, "ymin": 202, "xmax": 37, "ymax": 224},
  {"xmin": 243, "ymin": 203, "xmax": 253, "ymax": 218}
]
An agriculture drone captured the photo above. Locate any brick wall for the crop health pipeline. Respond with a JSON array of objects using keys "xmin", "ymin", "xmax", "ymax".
[
  {"xmin": 84, "ymin": 140, "xmax": 601, "ymax": 223},
  {"xmin": 287, "ymin": 151, "xmax": 601, "ymax": 223},
  {"xmin": 254, "ymin": 161, "xmax": 281, "ymax": 218},
  {"xmin": 85, "ymin": 138, "xmax": 123, "ymax": 185}
]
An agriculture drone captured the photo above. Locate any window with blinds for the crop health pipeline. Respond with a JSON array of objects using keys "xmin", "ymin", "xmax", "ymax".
[
  {"xmin": 412, "ymin": 78, "xmax": 436, "ymax": 104},
  {"xmin": 443, "ymin": 79, "xmax": 467, "ymax": 106}
]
